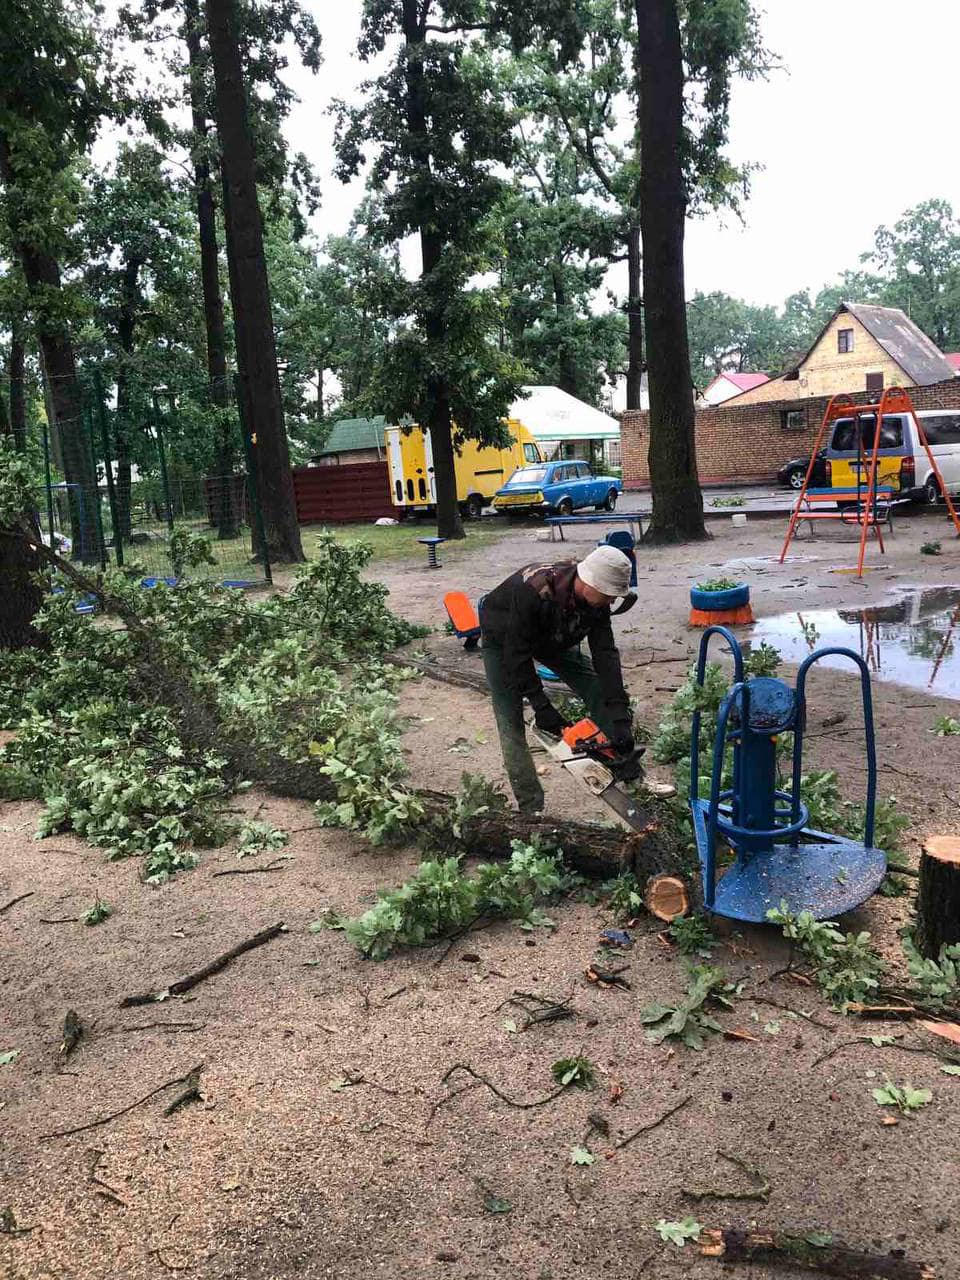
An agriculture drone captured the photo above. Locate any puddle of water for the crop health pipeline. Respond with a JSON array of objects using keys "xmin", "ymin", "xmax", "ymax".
[{"xmin": 751, "ymin": 585, "xmax": 960, "ymax": 700}]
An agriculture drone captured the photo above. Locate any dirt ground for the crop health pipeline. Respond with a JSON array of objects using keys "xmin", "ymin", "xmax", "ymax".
[{"xmin": 4, "ymin": 509, "xmax": 960, "ymax": 1280}]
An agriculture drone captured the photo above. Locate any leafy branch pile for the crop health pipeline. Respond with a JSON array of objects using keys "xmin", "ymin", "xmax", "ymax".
[
  {"xmin": 0, "ymin": 520, "xmax": 427, "ymax": 880},
  {"xmin": 768, "ymin": 900, "xmax": 960, "ymax": 1012},
  {"xmin": 318, "ymin": 840, "xmax": 573, "ymax": 960}
]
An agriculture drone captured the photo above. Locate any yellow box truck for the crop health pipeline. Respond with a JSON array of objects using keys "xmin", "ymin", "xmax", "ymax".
[{"xmin": 385, "ymin": 420, "xmax": 543, "ymax": 519}]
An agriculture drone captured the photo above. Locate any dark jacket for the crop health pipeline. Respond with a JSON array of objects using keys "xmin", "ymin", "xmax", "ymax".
[{"xmin": 479, "ymin": 561, "xmax": 630, "ymax": 721}]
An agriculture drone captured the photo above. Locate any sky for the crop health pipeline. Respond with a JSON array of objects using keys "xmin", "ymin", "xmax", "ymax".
[{"xmin": 277, "ymin": 0, "xmax": 960, "ymax": 308}]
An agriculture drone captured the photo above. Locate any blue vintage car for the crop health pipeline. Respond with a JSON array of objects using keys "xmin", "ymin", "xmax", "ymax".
[{"xmin": 492, "ymin": 460, "xmax": 622, "ymax": 516}]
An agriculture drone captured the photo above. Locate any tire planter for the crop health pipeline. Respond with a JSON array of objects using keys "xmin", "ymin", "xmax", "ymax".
[{"xmin": 689, "ymin": 582, "xmax": 753, "ymax": 628}]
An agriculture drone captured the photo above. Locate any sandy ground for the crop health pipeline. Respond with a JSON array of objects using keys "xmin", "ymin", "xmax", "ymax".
[{"xmin": 4, "ymin": 509, "xmax": 960, "ymax": 1280}]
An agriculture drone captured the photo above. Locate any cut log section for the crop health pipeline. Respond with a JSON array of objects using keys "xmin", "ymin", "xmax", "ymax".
[
  {"xmin": 699, "ymin": 1226, "xmax": 934, "ymax": 1279},
  {"xmin": 644, "ymin": 874, "xmax": 690, "ymax": 921},
  {"xmin": 915, "ymin": 837, "xmax": 960, "ymax": 958}
]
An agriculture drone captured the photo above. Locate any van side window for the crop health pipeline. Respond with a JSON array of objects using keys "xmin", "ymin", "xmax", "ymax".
[
  {"xmin": 523, "ymin": 443, "xmax": 539, "ymax": 462},
  {"xmin": 831, "ymin": 421, "xmax": 856, "ymax": 452},
  {"xmin": 878, "ymin": 417, "xmax": 903, "ymax": 449},
  {"xmin": 921, "ymin": 413, "xmax": 960, "ymax": 445}
]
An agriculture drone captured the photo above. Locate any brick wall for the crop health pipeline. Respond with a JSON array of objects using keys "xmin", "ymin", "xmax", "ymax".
[{"xmin": 619, "ymin": 376, "xmax": 960, "ymax": 489}]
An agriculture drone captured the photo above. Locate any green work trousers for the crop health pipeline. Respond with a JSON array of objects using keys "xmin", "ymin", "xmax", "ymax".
[{"xmin": 482, "ymin": 639, "xmax": 619, "ymax": 813}]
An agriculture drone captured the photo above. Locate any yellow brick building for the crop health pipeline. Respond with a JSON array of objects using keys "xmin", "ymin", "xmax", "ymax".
[{"xmin": 730, "ymin": 302, "xmax": 958, "ymax": 405}]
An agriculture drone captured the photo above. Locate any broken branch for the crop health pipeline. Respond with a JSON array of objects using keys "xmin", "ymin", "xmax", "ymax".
[
  {"xmin": 438, "ymin": 1063, "xmax": 568, "ymax": 1112},
  {"xmin": 119, "ymin": 922, "xmax": 285, "ymax": 1006},
  {"xmin": 699, "ymin": 1225, "xmax": 934, "ymax": 1278},
  {"xmin": 0, "ymin": 891, "xmax": 34, "ymax": 914},
  {"xmin": 59, "ymin": 1009, "xmax": 83, "ymax": 1062},
  {"xmin": 163, "ymin": 1064, "xmax": 204, "ymax": 1116},
  {"xmin": 40, "ymin": 1063, "xmax": 204, "ymax": 1139},
  {"xmin": 612, "ymin": 1094, "xmax": 692, "ymax": 1151}
]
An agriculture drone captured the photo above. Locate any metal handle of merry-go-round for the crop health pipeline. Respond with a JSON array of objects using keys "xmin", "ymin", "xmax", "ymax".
[
  {"xmin": 792, "ymin": 647, "xmax": 877, "ymax": 850},
  {"xmin": 689, "ymin": 625, "xmax": 745, "ymax": 805}
]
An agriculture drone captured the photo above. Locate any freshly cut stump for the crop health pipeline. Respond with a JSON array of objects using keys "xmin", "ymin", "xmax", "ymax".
[
  {"xmin": 644, "ymin": 873, "xmax": 690, "ymax": 921},
  {"xmin": 915, "ymin": 837, "xmax": 960, "ymax": 958}
]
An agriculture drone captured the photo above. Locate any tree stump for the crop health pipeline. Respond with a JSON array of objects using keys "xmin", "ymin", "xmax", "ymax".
[
  {"xmin": 915, "ymin": 837, "xmax": 960, "ymax": 958},
  {"xmin": 644, "ymin": 874, "xmax": 690, "ymax": 921}
]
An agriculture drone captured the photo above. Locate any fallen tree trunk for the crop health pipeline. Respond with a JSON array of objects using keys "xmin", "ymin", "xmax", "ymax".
[
  {"xmin": 268, "ymin": 758, "xmax": 691, "ymax": 884},
  {"xmin": 699, "ymin": 1226, "xmax": 934, "ymax": 1279}
]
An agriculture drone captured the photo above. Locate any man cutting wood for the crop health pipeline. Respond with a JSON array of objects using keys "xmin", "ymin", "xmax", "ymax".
[{"xmin": 478, "ymin": 546, "xmax": 636, "ymax": 813}]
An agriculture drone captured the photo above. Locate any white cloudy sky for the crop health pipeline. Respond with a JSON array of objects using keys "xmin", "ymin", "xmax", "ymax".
[{"xmin": 276, "ymin": 0, "xmax": 960, "ymax": 308}]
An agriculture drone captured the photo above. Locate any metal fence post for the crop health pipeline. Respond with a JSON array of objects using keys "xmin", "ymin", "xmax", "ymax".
[
  {"xmin": 150, "ymin": 394, "xmax": 175, "ymax": 536},
  {"xmin": 235, "ymin": 375, "xmax": 272, "ymax": 585},
  {"xmin": 40, "ymin": 416, "xmax": 55, "ymax": 551},
  {"xmin": 82, "ymin": 406, "xmax": 108, "ymax": 571},
  {"xmin": 93, "ymin": 370, "xmax": 123, "ymax": 568}
]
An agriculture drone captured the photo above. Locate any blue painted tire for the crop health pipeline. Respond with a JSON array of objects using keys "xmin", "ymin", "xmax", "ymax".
[{"xmin": 689, "ymin": 583, "xmax": 749, "ymax": 611}]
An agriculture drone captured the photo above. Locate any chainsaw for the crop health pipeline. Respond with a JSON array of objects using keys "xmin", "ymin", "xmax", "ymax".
[{"xmin": 531, "ymin": 717, "xmax": 671, "ymax": 833}]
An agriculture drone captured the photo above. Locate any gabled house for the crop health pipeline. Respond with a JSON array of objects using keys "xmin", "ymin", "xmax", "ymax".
[
  {"xmin": 308, "ymin": 415, "xmax": 387, "ymax": 466},
  {"xmin": 729, "ymin": 302, "xmax": 960, "ymax": 405},
  {"xmin": 700, "ymin": 371, "xmax": 769, "ymax": 405}
]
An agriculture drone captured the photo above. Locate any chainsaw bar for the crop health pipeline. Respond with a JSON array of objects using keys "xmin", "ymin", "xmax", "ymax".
[{"xmin": 531, "ymin": 726, "xmax": 652, "ymax": 834}]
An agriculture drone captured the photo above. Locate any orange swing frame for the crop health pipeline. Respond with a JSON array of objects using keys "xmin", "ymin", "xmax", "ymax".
[{"xmin": 779, "ymin": 386, "xmax": 960, "ymax": 577}]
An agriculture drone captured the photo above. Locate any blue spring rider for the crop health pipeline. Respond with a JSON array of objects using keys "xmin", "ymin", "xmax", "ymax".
[{"xmin": 690, "ymin": 627, "xmax": 887, "ymax": 924}]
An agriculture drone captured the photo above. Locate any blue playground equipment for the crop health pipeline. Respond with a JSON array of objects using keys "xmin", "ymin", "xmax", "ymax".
[
  {"xmin": 599, "ymin": 529, "xmax": 638, "ymax": 588},
  {"xmin": 690, "ymin": 626, "xmax": 886, "ymax": 923}
]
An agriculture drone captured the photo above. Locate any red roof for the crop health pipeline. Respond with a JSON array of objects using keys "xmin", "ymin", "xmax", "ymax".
[
  {"xmin": 945, "ymin": 353, "xmax": 960, "ymax": 371},
  {"xmin": 724, "ymin": 372, "xmax": 769, "ymax": 390}
]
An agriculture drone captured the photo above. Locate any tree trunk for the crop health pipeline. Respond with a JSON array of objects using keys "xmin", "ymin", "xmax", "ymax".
[
  {"xmin": 625, "ymin": 220, "xmax": 644, "ymax": 410},
  {"xmin": 8, "ymin": 324, "xmax": 26, "ymax": 452},
  {"xmin": 0, "ymin": 407, "xmax": 47, "ymax": 649},
  {"xmin": 114, "ymin": 254, "xmax": 142, "ymax": 542},
  {"xmin": 915, "ymin": 837, "xmax": 960, "ymax": 959},
  {"xmin": 183, "ymin": 0, "xmax": 238, "ymax": 541},
  {"xmin": 204, "ymin": 0, "xmax": 303, "ymax": 562},
  {"xmin": 0, "ymin": 133, "xmax": 101, "ymax": 564},
  {"xmin": 401, "ymin": 0, "xmax": 463, "ymax": 541},
  {"xmin": 0, "ymin": 527, "xmax": 48, "ymax": 650},
  {"xmin": 635, "ymin": 0, "xmax": 707, "ymax": 543}
]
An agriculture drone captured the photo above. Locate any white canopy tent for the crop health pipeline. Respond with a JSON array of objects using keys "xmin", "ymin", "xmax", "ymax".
[{"xmin": 508, "ymin": 385, "xmax": 621, "ymax": 465}]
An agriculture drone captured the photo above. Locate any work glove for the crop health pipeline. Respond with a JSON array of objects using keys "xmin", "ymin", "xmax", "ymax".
[
  {"xmin": 533, "ymin": 703, "xmax": 571, "ymax": 737},
  {"xmin": 610, "ymin": 721, "xmax": 635, "ymax": 755}
]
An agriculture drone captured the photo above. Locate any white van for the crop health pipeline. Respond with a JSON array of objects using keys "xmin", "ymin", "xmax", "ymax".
[
  {"xmin": 824, "ymin": 408, "xmax": 960, "ymax": 504},
  {"xmin": 914, "ymin": 410, "xmax": 960, "ymax": 503}
]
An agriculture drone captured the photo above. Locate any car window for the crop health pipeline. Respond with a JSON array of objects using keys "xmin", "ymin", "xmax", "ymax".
[
  {"xmin": 510, "ymin": 466, "xmax": 547, "ymax": 483},
  {"xmin": 554, "ymin": 466, "xmax": 569, "ymax": 482},
  {"xmin": 920, "ymin": 413, "xmax": 960, "ymax": 446},
  {"xmin": 831, "ymin": 420, "xmax": 857, "ymax": 452},
  {"xmin": 830, "ymin": 415, "xmax": 903, "ymax": 452}
]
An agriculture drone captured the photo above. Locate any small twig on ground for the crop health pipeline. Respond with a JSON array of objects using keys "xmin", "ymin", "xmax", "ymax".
[
  {"xmin": 0, "ymin": 891, "xmax": 34, "ymax": 915},
  {"xmin": 39, "ymin": 916, "xmax": 80, "ymax": 925},
  {"xmin": 163, "ymin": 1064, "xmax": 204, "ymax": 1117},
  {"xmin": 113, "ymin": 1022, "xmax": 206, "ymax": 1033},
  {"xmin": 495, "ymin": 989, "xmax": 577, "ymax": 1029},
  {"xmin": 611, "ymin": 1094, "xmax": 692, "ymax": 1151},
  {"xmin": 88, "ymin": 1149, "xmax": 128, "ymax": 1207},
  {"xmin": 745, "ymin": 994, "xmax": 836, "ymax": 1030},
  {"xmin": 40, "ymin": 1063, "xmax": 204, "ymax": 1139},
  {"xmin": 682, "ymin": 1151, "xmax": 771, "ymax": 1202},
  {"xmin": 438, "ymin": 1063, "xmax": 568, "ymax": 1112},
  {"xmin": 812, "ymin": 1035, "xmax": 960, "ymax": 1069},
  {"xmin": 119, "ymin": 922, "xmax": 285, "ymax": 1006},
  {"xmin": 147, "ymin": 1248, "xmax": 192, "ymax": 1272},
  {"xmin": 210, "ymin": 859, "xmax": 288, "ymax": 877}
]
